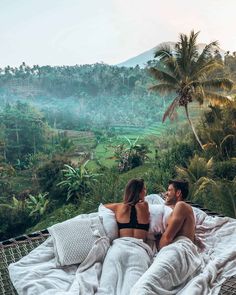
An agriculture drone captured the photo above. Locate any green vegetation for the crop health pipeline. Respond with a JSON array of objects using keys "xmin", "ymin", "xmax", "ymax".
[
  {"xmin": 149, "ymin": 30, "xmax": 233, "ymax": 150},
  {"xmin": 0, "ymin": 32, "xmax": 236, "ymax": 240}
]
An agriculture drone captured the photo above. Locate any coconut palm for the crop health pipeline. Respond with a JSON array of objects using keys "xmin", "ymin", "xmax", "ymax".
[{"xmin": 149, "ymin": 30, "xmax": 233, "ymax": 149}]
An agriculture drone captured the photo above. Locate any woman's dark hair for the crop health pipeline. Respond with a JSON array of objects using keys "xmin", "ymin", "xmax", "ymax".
[
  {"xmin": 124, "ymin": 178, "xmax": 145, "ymax": 205},
  {"xmin": 169, "ymin": 179, "xmax": 189, "ymax": 200}
]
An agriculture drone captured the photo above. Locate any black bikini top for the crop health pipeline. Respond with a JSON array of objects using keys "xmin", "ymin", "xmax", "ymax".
[{"xmin": 117, "ymin": 205, "xmax": 149, "ymax": 231}]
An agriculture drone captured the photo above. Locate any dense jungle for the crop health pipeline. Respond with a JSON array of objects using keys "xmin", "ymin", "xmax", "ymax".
[{"xmin": 0, "ymin": 35, "xmax": 236, "ymax": 241}]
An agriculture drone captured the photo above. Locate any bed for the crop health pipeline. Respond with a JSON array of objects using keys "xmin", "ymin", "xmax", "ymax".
[{"xmin": 1, "ymin": 200, "xmax": 236, "ymax": 295}]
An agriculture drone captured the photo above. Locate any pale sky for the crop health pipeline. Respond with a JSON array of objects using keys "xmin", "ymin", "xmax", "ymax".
[{"xmin": 0, "ymin": 0, "xmax": 235, "ymax": 67}]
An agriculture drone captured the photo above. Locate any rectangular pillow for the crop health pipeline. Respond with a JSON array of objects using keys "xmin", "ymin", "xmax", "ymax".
[
  {"xmin": 149, "ymin": 204, "xmax": 173, "ymax": 234},
  {"xmin": 48, "ymin": 215, "xmax": 106, "ymax": 266},
  {"xmin": 145, "ymin": 194, "xmax": 165, "ymax": 205}
]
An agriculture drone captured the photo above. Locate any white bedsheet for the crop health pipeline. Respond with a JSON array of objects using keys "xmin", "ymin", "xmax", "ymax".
[
  {"xmin": 130, "ymin": 236, "xmax": 202, "ymax": 295},
  {"xmin": 9, "ymin": 212, "xmax": 236, "ymax": 295},
  {"xmin": 131, "ymin": 215, "xmax": 236, "ymax": 295},
  {"xmin": 97, "ymin": 237, "xmax": 153, "ymax": 295}
]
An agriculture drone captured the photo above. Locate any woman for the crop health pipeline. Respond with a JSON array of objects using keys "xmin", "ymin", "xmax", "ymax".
[
  {"xmin": 105, "ymin": 178, "xmax": 150, "ymax": 241},
  {"xmin": 97, "ymin": 179, "xmax": 153, "ymax": 295}
]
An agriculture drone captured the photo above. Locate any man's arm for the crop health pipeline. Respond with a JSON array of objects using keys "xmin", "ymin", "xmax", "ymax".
[{"xmin": 159, "ymin": 202, "xmax": 186, "ymax": 249}]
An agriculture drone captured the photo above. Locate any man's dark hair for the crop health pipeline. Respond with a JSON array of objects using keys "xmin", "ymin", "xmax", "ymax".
[{"xmin": 169, "ymin": 179, "xmax": 189, "ymax": 200}]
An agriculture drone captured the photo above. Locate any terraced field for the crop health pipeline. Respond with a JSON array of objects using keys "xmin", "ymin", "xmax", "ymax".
[
  {"xmin": 59, "ymin": 120, "xmax": 177, "ymax": 169},
  {"xmin": 92, "ymin": 122, "xmax": 172, "ymax": 168},
  {"xmin": 63, "ymin": 130, "xmax": 96, "ymax": 150}
]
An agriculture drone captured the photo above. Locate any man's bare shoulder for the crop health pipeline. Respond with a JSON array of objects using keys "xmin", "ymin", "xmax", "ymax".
[{"xmin": 174, "ymin": 201, "xmax": 192, "ymax": 212}]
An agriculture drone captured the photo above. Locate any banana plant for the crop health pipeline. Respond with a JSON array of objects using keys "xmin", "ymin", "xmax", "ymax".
[
  {"xmin": 26, "ymin": 192, "xmax": 49, "ymax": 217},
  {"xmin": 57, "ymin": 161, "xmax": 102, "ymax": 201},
  {"xmin": 12, "ymin": 196, "xmax": 26, "ymax": 211}
]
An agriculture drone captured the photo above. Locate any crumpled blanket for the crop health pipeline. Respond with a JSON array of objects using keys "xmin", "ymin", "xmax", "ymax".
[
  {"xmin": 179, "ymin": 215, "xmax": 236, "ymax": 295},
  {"xmin": 96, "ymin": 237, "xmax": 153, "ymax": 295},
  {"xmin": 131, "ymin": 215, "xmax": 236, "ymax": 295},
  {"xmin": 8, "ymin": 212, "xmax": 236, "ymax": 295},
  {"xmin": 8, "ymin": 236, "xmax": 152, "ymax": 295},
  {"xmin": 130, "ymin": 236, "xmax": 202, "ymax": 295},
  {"xmin": 8, "ymin": 236, "xmax": 110, "ymax": 295}
]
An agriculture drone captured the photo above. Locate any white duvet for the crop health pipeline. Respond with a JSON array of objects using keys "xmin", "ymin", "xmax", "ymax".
[{"xmin": 8, "ymin": 206, "xmax": 236, "ymax": 295}]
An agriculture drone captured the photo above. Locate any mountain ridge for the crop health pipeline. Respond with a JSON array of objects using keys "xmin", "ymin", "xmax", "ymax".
[{"xmin": 117, "ymin": 42, "xmax": 226, "ymax": 68}]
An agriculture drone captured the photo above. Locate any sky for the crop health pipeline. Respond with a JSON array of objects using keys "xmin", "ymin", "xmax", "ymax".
[{"xmin": 0, "ymin": 0, "xmax": 235, "ymax": 67}]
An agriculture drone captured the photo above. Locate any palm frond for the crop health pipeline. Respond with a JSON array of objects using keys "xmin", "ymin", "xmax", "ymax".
[
  {"xmin": 154, "ymin": 44, "xmax": 173, "ymax": 60},
  {"xmin": 192, "ymin": 85, "xmax": 205, "ymax": 104},
  {"xmin": 204, "ymin": 91, "xmax": 233, "ymax": 106},
  {"xmin": 204, "ymin": 78, "xmax": 233, "ymax": 91},
  {"xmin": 220, "ymin": 134, "xmax": 235, "ymax": 149},
  {"xmin": 149, "ymin": 67, "xmax": 177, "ymax": 84},
  {"xmin": 187, "ymin": 30, "xmax": 200, "ymax": 59},
  {"xmin": 133, "ymin": 136, "xmax": 140, "ymax": 146},
  {"xmin": 175, "ymin": 31, "xmax": 199, "ymax": 76},
  {"xmin": 206, "ymin": 157, "xmax": 214, "ymax": 170},
  {"xmin": 191, "ymin": 60, "xmax": 223, "ymax": 80},
  {"xmin": 124, "ymin": 136, "xmax": 132, "ymax": 146},
  {"xmin": 63, "ymin": 164, "xmax": 76, "ymax": 174},
  {"xmin": 162, "ymin": 97, "xmax": 179, "ymax": 122},
  {"xmin": 192, "ymin": 41, "xmax": 220, "ymax": 76},
  {"xmin": 192, "ymin": 177, "xmax": 220, "ymax": 200},
  {"xmin": 175, "ymin": 166, "xmax": 197, "ymax": 183},
  {"xmin": 165, "ymin": 57, "xmax": 182, "ymax": 81},
  {"xmin": 202, "ymin": 142, "xmax": 216, "ymax": 149},
  {"xmin": 149, "ymin": 83, "xmax": 176, "ymax": 94}
]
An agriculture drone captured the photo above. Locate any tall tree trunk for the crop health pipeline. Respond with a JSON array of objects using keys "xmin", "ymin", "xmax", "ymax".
[
  {"xmin": 184, "ymin": 105, "xmax": 204, "ymax": 150},
  {"xmin": 33, "ymin": 134, "xmax": 36, "ymax": 154},
  {"xmin": 3, "ymin": 141, "xmax": 7, "ymax": 161},
  {"xmin": 15, "ymin": 120, "xmax": 20, "ymax": 157}
]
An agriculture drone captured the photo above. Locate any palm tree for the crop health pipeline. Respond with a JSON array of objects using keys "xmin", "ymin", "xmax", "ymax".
[{"xmin": 149, "ymin": 30, "xmax": 233, "ymax": 149}]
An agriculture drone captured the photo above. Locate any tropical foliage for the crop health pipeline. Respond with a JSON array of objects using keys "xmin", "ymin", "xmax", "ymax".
[
  {"xmin": 176, "ymin": 155, "xmax": 236, "ymax": 217},
  {"xmin": 57, "ymin": 162, "xmax": 102, "ymax": 201},
  {"xmin": 0, "ymin": 101, "xmax": 47, "ymax": 164},
  {"xmin": 0, "ymin": 32, "xmax": 236, "ymax": 239},
  {"xmin": 114, "ymin": 136, "xmax": 151, "ymax": 172},
  {"xmin": 200, "ymin": 103, "xmax": 236, "ymax": 159},
  {"xmin": 26, "ymin": 192, "xmax": 50, "ymax": 218},
  {"xmin": 149, "ymin": 30, "xmax": 234, "ymax": 149}
]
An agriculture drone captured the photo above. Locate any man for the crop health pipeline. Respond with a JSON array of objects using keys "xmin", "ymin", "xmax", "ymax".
[
  {"xmin": 159, "ymin": 179, "xmax": 195, "ymax": 249},
  {"xmin": 130, "ymin": 179, "xmax": 202, "ymax": 295}
]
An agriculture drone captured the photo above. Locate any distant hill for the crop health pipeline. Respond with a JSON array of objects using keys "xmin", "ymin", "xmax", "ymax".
[{"xmin": 117, "ymin": 42, "xmax": 225, "ymax": 68}]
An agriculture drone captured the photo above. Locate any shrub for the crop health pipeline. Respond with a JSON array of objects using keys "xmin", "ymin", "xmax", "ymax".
[
  {"xmin": 191, "ymin": 178, "xmax": 236, "ymax": 218},
  {"xmin": 213, "ymin": 160, "xmax": 236, "ymax": 180},
  {"xmin": 157, "ymin": 142, "xmax": 194, "ymax": 177},
  {"xmin": 36, "ymin": 156, "xmax": 71, "ymax": 203},
  {"xmin": 57, "ymin": 162, "xmax": 102, "ymax": 202},
  {"xmin": 145, "ymin": 167, "xmax": 172, "ymax": 194},
  {"xmin": 0, "ymin": 204, "xmax": 31, "ymax": 240}
]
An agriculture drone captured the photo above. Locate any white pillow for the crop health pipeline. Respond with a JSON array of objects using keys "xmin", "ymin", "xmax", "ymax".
[
  {"xmin": 98, "ymin": 204, "xmax": 118, "ymax": 241},
  {"xmin": 48, "ymin": 215, "xmax": 106, "ymax": 266},
  {"xmin": 145, "ymin": 194, "xmax": 165, "ymax": 205},
  {"xmin": 149, "ymin": 204, "xmax": 172, "ymax": 234},
  {"xmin": 192, "ymin": 206, "xmax": 208, "ymax": 225}
]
